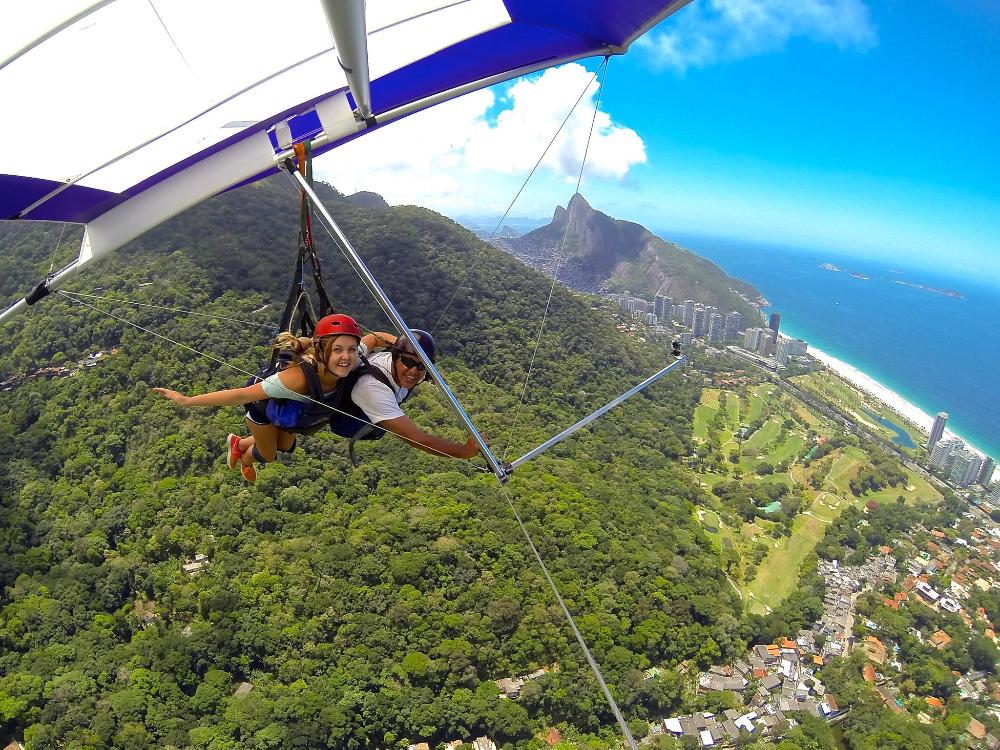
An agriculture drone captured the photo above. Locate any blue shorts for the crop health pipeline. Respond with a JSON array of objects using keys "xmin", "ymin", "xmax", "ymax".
[{"xmin": 243, "ymin": 401, "xmax": 297, "ymax": 452}]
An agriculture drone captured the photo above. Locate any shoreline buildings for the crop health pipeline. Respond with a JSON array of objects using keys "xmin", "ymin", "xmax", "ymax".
[{"xmin": 928, "ymin": 412, "xmax": 948, "ymax": 449}]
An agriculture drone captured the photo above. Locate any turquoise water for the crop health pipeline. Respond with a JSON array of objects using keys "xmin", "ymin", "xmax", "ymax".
[
  {"xmin": 666, "ymin": 233, "xmax": 1000, "ymax": 462},
  {"xmin": 861, "ymin": 407, "xmax": 917, "ymax": 448}
]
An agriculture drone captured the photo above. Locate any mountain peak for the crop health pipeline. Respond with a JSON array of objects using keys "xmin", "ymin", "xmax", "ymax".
[
  {"xmin": 344, "ymin": 190, "xmax": 389, "ymax": 210},
  {"xmin": 552, "ymin": 193, "xmax": 592, "ymax": 225}
]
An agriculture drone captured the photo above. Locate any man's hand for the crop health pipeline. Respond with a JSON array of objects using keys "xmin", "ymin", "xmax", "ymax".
[{"xmin": 459, "ymin": 433, "xmax": 490, "ymax": 459}]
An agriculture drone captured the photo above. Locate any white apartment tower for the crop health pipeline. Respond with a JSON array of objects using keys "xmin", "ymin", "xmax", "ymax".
[
  {"xmin": 929, "ymin": 437, "xmax": 963, "ymax": 470},
  {"xmin": 950, "ymin": 450, "xmax": 983, "ymax": 488},
  {"xmin": 927, "ymin": 412, "xmax": 948, "ymax": 449}
]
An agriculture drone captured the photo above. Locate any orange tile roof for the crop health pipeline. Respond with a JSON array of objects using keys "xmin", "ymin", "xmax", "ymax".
[
  {"xmin": 884, "ymin": 598, "xmax": 899, "ymax": 609},
  {"xmin": 880, "ymin": 545, "xmax": 892, "ymax": 555},
  {"xmin": 781, "ymin": 638, "xmax": 797, "ymax": 649},
  {"xmin": 813, "ymin": 655, "xmax": 825, "ymax": 666},
  {"xmin": 925, "ymin": 696, "xmax": 944, "ymax": 708},
  {"xmin": 930, "ymin": 530, "xmax": 946, "ymax": 538},
  {"xmin": 753, "ymin": 668, "xmax": 768, "ymax": 678},
  {"xmin": 863, "ymin": 664, "xmax": 877, "ymax": 682},
  {"xmin": 930, "ymin": 630, "xmax": 952, "ymax": 649},
  {"xmin": 986, "ymin": 629, "xmax": 996, "ymax": 639}
]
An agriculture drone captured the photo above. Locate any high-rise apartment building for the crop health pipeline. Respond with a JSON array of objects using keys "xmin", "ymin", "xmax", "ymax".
[
  {"xmin": 978, "ymin": 457, "xmax": 997, "ymax": 486},
  {"xmin": 929, "ymin": 438, "xmax": 963, "ymax": 470},
  {"xmin": 724, "ymin": 311, "xmax": 742, "ymax": 340},
  {"xmin": 692, "ymin": 306, "xmax": 708, "ymax": 337},
  {"xmin": 950, "ymin": 450, "xmax": 983, "ymax": 487},
  {"xmin": 708, "ymin": 313, "xmax": 725, "ymax": 342},
  {"xmin": 654, "ymin": 295, "xmax": 673, "ymax": 319},
  {"xmin": 990, "ymin": 483, "xmax": 1000, "ymax": 504},
  {"xmin": 768, "ymin": 313, "xmax": 781, "ymax": 335},
  {"xmin": 757, "ymin": 331, "xmax": 776, "ymax": 357},
  {"xmin": 682, "ymin": 300, "xmax": 696, "ymax": 327},
  {"xmin": 927, "ymin": 412, "xmax": 948, "ymax": 449}
]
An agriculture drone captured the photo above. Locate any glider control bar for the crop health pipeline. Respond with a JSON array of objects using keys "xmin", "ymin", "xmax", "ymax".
[
  {"xmin": 509, "ymin": 354, "xmax": 687, "ymax": 471},
  {"xmin": 285, "ymin": 161, "xmax": 509, "ymax": 483}
]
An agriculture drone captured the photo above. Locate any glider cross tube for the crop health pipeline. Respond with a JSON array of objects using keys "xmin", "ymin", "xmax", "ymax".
[
  {"xmin": 510, "ymin": 355, "xmax": 687, "ymax": 470},
  {"xmin": 286, "ymin": 163, "xmax": 508, "ymax": 482}
]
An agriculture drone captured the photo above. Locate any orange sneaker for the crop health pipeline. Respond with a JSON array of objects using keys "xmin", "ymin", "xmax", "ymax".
[
  {"xmin": 226, "ymin": 434, "xmax": 242, "ymax": 470},
  {"xmin": 241, "ymin": 461, "xmax": 257, "ymax": 484}
]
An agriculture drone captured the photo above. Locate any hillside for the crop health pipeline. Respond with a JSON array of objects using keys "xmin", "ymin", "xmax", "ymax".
[
  {"xmin": 500, "ymin": 194, "xmax": 763, "ymax": 322},
  {"xmin": 0, "ymin": 178, "xmax": 758, "ymax": 749}
]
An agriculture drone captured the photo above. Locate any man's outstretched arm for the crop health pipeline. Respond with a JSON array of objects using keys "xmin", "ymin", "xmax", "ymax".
[{"xmin": 378, "ymin": 415, "xmax": 482, "ymax": 459}]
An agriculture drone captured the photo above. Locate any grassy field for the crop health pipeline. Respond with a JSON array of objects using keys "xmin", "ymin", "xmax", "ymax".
[
  {"xmin": 744, "ymin": 419, "xmax": 781, "ymax": 453},
  {"xmin": 768, "ymin": 434, "xmax": 806, "ymax": 465},
  {"xmin": 744, "ymin": 445, "xmax": 941, "ymax": 614},
  {"xmin": 745, "ymin": 512, "xmax": 829, "ymax": 613},
  {"xmin": 694, "ymin": 404, "xmax": 716, "ymax": 440},
  {"xmin": 747, "ymin": 386, "xmax": 770, "ymax": 423},
  {"xmin": 694, "ymin": 389, "xmax": 743, "ymax": 441},
  {"xmin": 791, "ymin": 371, "xmax": 925, "ymax": 449},
  {"xmin": 691, "ymin": 375, "xmax": 941, "ymax": 615}
]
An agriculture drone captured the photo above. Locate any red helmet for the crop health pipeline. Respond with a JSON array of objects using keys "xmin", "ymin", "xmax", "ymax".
[{"xmin": 314, "ymin": 313, "xmax": 362, "ymax": 340}]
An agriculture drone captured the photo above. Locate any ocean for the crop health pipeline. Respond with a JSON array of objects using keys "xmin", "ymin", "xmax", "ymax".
[{"xmin": 665, "ymin": 232, "xmax": 1000, "ymax": 463}]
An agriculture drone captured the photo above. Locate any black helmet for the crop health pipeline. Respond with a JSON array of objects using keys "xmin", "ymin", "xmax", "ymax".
[
  {"xmin": 392, "ymin": 329, "xmax": 436, "ymax": 362},
  {"xmin": 391, "ymin": 329, "xmax": 436, "ymax": 383}
]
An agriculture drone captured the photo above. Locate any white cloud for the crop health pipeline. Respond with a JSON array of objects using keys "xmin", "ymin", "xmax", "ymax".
[
  {"xmin": 315, "ymin": 64, "xmax": 645, "ymax": 211},
  {"xmin": 637, "ymin": 0, "xmax": 877, "ymax": 74}
]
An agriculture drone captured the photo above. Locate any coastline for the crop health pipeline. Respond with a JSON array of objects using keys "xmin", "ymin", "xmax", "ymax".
[{"xmin": 807, "ymin": 345, "xmax": 988, "ymax": 460}]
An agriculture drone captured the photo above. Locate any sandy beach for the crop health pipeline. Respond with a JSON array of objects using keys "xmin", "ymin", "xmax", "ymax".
[{"xmin": 807, "ymin": 345, "xmax": 989, "ymax": 461}]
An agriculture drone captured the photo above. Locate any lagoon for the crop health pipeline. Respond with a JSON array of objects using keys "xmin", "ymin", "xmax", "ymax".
[{"xmin": 861, "ymin": 407, "xmax": 916, "ymax": 448}]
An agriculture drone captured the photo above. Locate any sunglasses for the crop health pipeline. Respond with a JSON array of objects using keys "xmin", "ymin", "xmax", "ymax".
[{"xmin": 397, "ymin": 354, "xmax": 427, "ymax": 372}]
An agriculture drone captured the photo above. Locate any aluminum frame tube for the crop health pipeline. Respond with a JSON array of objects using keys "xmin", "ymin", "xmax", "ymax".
[
  {"xmin": 287, "ymin": 166, "xmax": 508, "ymax": 481},
  {"xmin": 319, "ymin": 0, "xmax": 372, "ymax": 120},
  {"xmin": 509, "ymin": 355, "xmax": 687, "ymax": 470}
]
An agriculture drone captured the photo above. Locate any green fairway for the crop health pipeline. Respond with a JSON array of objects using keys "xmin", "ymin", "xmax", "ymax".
[
  {"xmin": 726, "ymin": 394, "xmax": 741, "ymax": 425},
  {"xmin": 864, "ymin": 467, "xmax": 942, "ymax": 505},
  {"xmin": 747, "ymin": 388, "xmax": 768, "ymax": 423},
  {"xmin": 694, "ymin": 404, "xmax": 716, "ymax": 440},
  {"xmin": 746, "ymin": 512, "xmax": 829, "ymax": 613},
  {"xmin": 768, "ymin": 434, "xmax": 806, "ymax": 465},
  {"xmin": 701, "ymin": 389, "xmax": 722, "ymax": 409},
  {"xmin": 826, "ymin": 446, "xmax": 868, "ymax": 493},
  {"xmin": 744, "ymin": 419, "xmax": 781, "ymax": 453}
]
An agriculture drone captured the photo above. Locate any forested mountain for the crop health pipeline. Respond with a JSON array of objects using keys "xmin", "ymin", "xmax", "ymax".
[
  {"xmin": 500, "ymin": 194, "xmax": 762, "ymax": 321},
  {"xmin": 0, "ymin": 177, "xmax": 770, "ymax": 749}
]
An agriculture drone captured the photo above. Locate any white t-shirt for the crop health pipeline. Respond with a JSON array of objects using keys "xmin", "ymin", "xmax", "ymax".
[{"xmin": 351, "ymin": 348, "xmax": 411, "ymax": 423}]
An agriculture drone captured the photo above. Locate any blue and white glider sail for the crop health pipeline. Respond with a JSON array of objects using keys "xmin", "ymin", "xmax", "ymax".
[{"xmin": 0, "ymin": 0, "xmax": 692, "ymax": 323}]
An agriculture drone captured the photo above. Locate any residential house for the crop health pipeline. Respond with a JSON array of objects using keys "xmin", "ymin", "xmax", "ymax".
[
  {"xmin": 930, "ymin": 630, "xmax": 953, "ymax": 649},
  {"xmin": 865, "ymin": 636, "xmax": 888, "ymax": 665}
]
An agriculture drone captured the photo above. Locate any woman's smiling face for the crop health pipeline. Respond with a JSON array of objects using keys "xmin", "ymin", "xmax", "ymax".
[{"xmin": 324, "ymin": 334, "xmax": 359, "ymax": 377}]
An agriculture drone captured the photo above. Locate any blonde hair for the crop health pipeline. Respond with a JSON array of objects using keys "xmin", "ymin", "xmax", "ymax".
[{"xmin": 273, "ymin": 331, "xmax": 327, "ymax": 373}]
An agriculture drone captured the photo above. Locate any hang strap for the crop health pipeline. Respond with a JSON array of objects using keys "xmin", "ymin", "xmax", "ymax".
[{"xmin": 295, "ymin": 141, "xmax": 334, "ymax": 318}]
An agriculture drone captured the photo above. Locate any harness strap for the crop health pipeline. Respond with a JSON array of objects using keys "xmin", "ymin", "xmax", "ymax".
[
  {"xmin": 345, "ymin": 361, "xmax": 412, "ymax": 467},
  {"xmin": 270, "ymin": 142, "xmax": 335, "ymax": 365},
  {"xmin": 295, "ymin": 141, "xmax": 334, "ymax": 318}
]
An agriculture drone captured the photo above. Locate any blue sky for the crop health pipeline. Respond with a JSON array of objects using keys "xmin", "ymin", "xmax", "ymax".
[{"xmin": 319, "ymin": 0, "xmax": 1000, "ymax": 280}]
